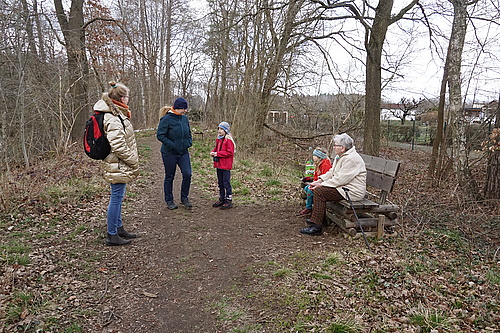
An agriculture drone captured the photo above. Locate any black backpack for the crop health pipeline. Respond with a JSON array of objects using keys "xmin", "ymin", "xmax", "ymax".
[{"xmin": 83, "ymin": 111, "xmax": 125, "ymax": 160}]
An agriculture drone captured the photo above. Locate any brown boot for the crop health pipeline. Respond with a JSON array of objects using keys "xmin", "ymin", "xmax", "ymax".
[{"xmin": 105, "ymin": 233, "xmax": 131, "ymax": 246}]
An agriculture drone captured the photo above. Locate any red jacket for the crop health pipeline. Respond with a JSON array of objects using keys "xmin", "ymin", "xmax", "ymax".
[
  {"xmin": 212, "ymin": 135, "xmax": 235, "ymax": 170},
  {"xmin": 313, "ymin": 158, "xmax": 332, "ymax": 181}
]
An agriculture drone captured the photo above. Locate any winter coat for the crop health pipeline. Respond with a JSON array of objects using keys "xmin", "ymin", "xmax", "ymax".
[
  {"xmin": 319, "ymin": 146, "xmax": 366, "ymax": 201},
  {"xmin": 313, "ymin": 158, "xmax": 332, "ymax": 181},
  {"xmin": 156, "ymin": 112, "xmax": 192, "ymax": 155},
  {"xmin": 212, "ymin": 134, "xmax": 235, "ymax": 170},
  {"xmin": 93, "ymin": 93, "xmax": 139, "ymax": 184}
]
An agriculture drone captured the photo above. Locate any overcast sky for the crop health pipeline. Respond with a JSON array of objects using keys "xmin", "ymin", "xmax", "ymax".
[{"xmin": 190, "ymin": 1, "xmax": 500, "ymax": 104}]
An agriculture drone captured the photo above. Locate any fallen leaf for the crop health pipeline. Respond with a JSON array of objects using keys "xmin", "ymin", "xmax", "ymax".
[{"xmin": 143, "ymin": 291, "xmax": 158, "ymax": 298}]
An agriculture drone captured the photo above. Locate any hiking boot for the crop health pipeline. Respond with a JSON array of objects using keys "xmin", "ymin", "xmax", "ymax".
[
  {"xmin": 105, "ymin": 233, "xmax": 131, "ymax": 246},
  {"xmin": 181, "ymin": 198, "xmax": 192, "ymax": 209},
  {"xmin": 212, "ymin": 199, "xmax": 225, "ymax": 207},
  {"xmin": 296, "ymin": 208, "xmax": 312, "ymax": 216},
  {"xmin": 117, "ymin": 226, "xmax": 137, "ymax": 239},
  {"xmin": 166, "ymin": 201, "xmax": 178, "ymax": 210},
  {"xmin": 220, "ymin": 201, "xmax": 233, "ymax": 210}
]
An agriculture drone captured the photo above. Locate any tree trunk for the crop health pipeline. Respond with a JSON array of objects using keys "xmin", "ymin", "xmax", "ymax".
[
  {"xmin": 428, "ymin": 52, "xmax": 449, "ymax": 179},
  {"xmin": 483, "ymin": 98, "xmax": 500, "ymax": 201},
  {"xmin": 243, "ymin": 0, "xmax": 304, "ymax": 147},
  {"xmin": 447, "ymin": 0, "xmax": 479, "ymax": 200},
  {"xmin": 363, "ymin": 0, "xmax": 394, "ymax": 156},
  {"xmin": 54, "ymin": 0, "xmax": 89, "ymax": 142}
]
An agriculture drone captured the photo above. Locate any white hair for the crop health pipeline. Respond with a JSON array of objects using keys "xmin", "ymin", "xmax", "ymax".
[{"xmin": 334, "ymin": 133, "xmax": 354, "ymax": 150}]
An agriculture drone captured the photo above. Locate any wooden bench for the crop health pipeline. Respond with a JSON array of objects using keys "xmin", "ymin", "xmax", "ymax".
[{"xmin": 325, "ymin": 153, "xmax": 401, "ymax": 238}]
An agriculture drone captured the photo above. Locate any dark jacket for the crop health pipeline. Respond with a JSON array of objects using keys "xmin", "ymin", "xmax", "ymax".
[{"xmin": 156, "ymin": 112, "xmax": 192, "ymax": 155}]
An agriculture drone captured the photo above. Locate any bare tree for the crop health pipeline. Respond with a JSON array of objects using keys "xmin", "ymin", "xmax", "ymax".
[
  {"xmin": 394, "ymin": 97, "xmax": 421, "ymax": 124},
  {"xmin": 54, "ymin": 0, "xmax": 90, "ymax": 141},
  {"xmin": 426, "ymin": 0, "xmax": 483, "ymax": 200},
  {"xmin": 483, "ymin": 98, "xmax": 499, "ymax": 201}
]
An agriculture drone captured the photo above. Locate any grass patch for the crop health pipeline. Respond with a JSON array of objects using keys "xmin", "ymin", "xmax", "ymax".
[
  {"xmin": 409, "ymin": 308, "xmax": 451, "ymax": 333},
  {"xmin": 324, "ymin": 253, "xmax": 342, "ymax": 267},
  {"xmin": 274, "ymin": 267, "xmax": 294, "ymax": 278},
  {"xmin": 326, "ymin": 321, "xmax": 362, "ymax": 333},
  {"xmin": 486, "ymin": 268, "xmax": 500, "ymax": 284},
  {"xmin": 43, "ymin": 177, "xmax": 104, "ymax": 204},
  {"xmin": 214, "ymin": 298, "xmax": 245, "ymax": 322}
]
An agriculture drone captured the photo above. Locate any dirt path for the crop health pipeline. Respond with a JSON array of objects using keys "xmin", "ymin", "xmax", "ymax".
[{"xmin": 99, "ymin": 136, "xmax": 338, "ymax": 332}]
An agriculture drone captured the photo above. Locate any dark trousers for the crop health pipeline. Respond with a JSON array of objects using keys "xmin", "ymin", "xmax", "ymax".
[
  {"xmin": 216, "ymin": 168, "xmax": 232, "ymax": 201},
  {"xmin": 161, "ymin": 151, "xmax": 192, "ymax": 203},
  {"xmin": 310, "ymin": 186, "xmax": 344, "ymax": 225}
]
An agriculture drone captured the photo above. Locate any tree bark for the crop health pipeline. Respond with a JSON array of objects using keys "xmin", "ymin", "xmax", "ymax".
[
  {"xmin": 363, "ymin": 0, "xmax": 394, "ymax": 156},
  {"xmin": 53, "ymin": 0, "xmax": 89, "ymax": 142},
  {"xmin": 361, "ymin": 0, "xmax": 418, "ymax": 156},
  {"xmin": 483, "ymin": 98, "xmax": 500, "ymax": 201},
  {"xmin": 447, "ymin": 0, "xmax": 479, "ymax": 200}
]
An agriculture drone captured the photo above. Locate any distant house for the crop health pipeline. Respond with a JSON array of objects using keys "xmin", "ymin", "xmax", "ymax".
[
  {"xmin": 267, "ymin": 110, "xmax": 289, "ymax": 124},
  {"xmin": 464, "ymin": 107, "xmax": 483, "ymax": 123},
  {"xmin": 465, "ymin": 100, "xmax": 498, "ymax": 123},
  {"xmin": 380, "ymin": 103, "xmax": 415, "ymax": 122}
]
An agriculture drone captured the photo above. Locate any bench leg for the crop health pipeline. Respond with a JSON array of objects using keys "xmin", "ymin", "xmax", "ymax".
[{"xmin": 376, "ymin": 215, "xmax": 385, "ymax": 239}]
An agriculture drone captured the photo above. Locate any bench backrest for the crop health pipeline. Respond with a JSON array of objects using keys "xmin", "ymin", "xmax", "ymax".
[{"xmin": 359, "ymin": 153, "xmax": 401, "ymax": 204}]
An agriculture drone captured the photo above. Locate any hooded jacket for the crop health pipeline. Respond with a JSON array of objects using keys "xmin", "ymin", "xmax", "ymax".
[
  {"xmin": 211, "ymin": 134, "xmax": 235, "ymax": 170},
  {"xmin": 156, "ymin": 112, "xmax": 192, "ymax": 155},
  {"xmin": 93, "ymin": 93, "xmax": 139, "ymax": 184},
  {"xmin": 313, "ymin": 158, "xmax": 332, "ymax": 181},
  {"xmin": 319, "ymin": 146, "xmax": 366, "ymax": 201}
]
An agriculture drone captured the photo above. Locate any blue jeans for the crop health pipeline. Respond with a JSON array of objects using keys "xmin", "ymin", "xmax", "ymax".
[
  {"xmin": 107, "ymin": 183, "xmax": 126, "ymax": 235},
  {"xmin": 161, "ymin": 151, "xmax": 192, "ymax": 203},
  {"xmin": 216, "ymin": 168, "xmax": 232, "ymax": 201},
  {"xmin": 304, "ymin": 184, "xmax": 314, "ymax": 209}
]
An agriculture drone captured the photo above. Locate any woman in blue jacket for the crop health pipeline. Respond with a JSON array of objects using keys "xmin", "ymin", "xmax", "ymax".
[{"xmin": 156, "ymin": 97, "xmax": 193, "ymax": 210}]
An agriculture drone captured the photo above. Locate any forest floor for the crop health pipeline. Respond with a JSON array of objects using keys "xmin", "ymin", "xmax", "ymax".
[{"xmin": 0, "ymin": 130, "xmax": 498, "ymax": 333}]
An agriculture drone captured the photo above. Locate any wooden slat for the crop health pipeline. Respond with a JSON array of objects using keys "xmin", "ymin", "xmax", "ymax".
[
  {"xmin": 360, "ymin": 153, "xmax": 401, "ymax": 178},
  {"xmin": 366, "ymin": 170, "xmax": 397, "ymax": 193},
  {"xmin": 343, "ymin": 217, "xmax": 397, "ymax": 229},
  {"xmin": 336, "ymin": 199, "xmax": 379, "ymax": 209}
]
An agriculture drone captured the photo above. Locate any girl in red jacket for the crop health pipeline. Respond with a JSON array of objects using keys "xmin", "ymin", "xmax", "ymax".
[{"xmin": 210, "ymin": 122, "xmax": 235, "ymax": 209}]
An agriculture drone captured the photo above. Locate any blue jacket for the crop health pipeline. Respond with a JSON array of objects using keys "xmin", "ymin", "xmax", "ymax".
[{"xmin": 156, "ymin": 112, "xmax": 192, "ymax": 155}]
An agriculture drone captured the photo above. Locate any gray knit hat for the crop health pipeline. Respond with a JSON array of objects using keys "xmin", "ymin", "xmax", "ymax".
[{"xmin": 218, "ymin": 121, "xmax": 230, "ymax": 134}]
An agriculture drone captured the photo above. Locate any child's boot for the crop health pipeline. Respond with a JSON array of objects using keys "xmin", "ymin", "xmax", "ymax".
[
  {"xmin": 212, "ymin": 198, "xmax": 225, "ymax": 207},
  {"xmin": 220, "ymin": 199, "xmax": 233, "ymax": 210}
]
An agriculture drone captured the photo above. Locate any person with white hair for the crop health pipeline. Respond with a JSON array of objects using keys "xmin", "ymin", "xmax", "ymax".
[{"xmin": 300, "ymin": 133, "xmax": 367, "ymax": 236}]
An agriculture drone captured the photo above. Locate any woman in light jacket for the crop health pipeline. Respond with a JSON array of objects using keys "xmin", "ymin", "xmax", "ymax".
[
  {"xmin": 93, "ymin": 81, "xmax": 139, "ymax": 246},
  {"xmin": 300, "ymin": 133, "xmax": 366, "ymax": 236}
]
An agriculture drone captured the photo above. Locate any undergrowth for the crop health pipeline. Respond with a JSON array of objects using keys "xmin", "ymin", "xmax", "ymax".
[{"xmin": 1, "ymin": 129, "xmax": 498, "ymax": 332}]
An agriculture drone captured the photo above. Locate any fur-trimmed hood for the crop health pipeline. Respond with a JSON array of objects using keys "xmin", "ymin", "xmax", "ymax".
[
  {"xmin": 93, "ymin": 93, "xmax": 128, "ymax": 117},
  {"xmin": 93, "ymin": 93, "xmax": 139, "ymax": 184}
]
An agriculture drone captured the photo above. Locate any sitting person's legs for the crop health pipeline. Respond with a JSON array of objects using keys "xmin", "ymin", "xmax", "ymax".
[
  {"xmin": 302, "ymin": 186, "xmax": 343, "ymax": 234},
  {"xmin": 304, "ymin": 185, "xmax": 314, "ymax": 210}
]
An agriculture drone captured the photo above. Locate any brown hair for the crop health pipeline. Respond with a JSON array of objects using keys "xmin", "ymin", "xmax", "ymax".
[{"xmin": 108, "ymin": 81, "xmax": 129, "ymax": 101}]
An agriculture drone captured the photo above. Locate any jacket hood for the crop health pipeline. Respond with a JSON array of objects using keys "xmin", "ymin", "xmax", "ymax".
[{"xmin": 93, "ymin": 93, "xmax": 127, "ymax": 117}]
